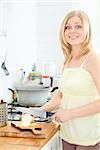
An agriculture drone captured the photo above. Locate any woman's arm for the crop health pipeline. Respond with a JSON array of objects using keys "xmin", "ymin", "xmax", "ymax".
[
  {"xmin": 52, "ymin": 100, "xmax": 100, "ymax": 122},
  {"xmin": 40, "ymin": 90, "xmax": 62, "ymax": 112},
  {"xmin": 69, "ymin": 99, "xmax": 100, "ymax": 119}
]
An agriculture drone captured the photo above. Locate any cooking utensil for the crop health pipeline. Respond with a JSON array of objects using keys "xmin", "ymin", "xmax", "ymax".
[
  {"xmin": 1, "ymin": 51, "xmax": 9, "ymax": 76},
  {"xmin": 15, "ymin": 107, "xmax": 46, "ymax": 118},
  {"xmin": 15, "ymin": 85, "xmax": 50, "ymax": 106},
  {"xmin": 0, "ymin": 101, "xmax": 8, "ymax": 127}
]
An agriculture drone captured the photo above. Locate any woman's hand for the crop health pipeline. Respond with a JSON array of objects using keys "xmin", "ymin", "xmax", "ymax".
[{"xmin": 52, "ymin": 108, "xmax": 71, "ymax": 123}]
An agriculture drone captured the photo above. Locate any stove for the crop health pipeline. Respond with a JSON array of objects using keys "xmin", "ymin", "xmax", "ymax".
[
  {"xmin": 8, "ymin": 101, "xmax": 54, "ymax": 121},
  {"xmin": 8, "ymin": 103, "xmax": 23, "ymax": 121}
]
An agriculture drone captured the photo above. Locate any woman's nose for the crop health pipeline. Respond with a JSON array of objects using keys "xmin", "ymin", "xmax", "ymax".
[{"xmin": 70, "ymin": 26, "xmax": 76, "ymax": 32}]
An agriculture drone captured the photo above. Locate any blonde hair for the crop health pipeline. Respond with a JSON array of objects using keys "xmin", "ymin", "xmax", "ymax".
[{"xmin": 60, "ymin": 10, "xmax": 92, "ymax": 65}]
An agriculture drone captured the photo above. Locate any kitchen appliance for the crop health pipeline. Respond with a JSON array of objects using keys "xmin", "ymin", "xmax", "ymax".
[
  {"xmin": 7, "ymin": 85, "xmax": 49, "ymax": 121},
  {"xmin": 8, "ymin": 103, "xmax": 25, "ymax": 121},
  {"xmin": 7, "ymin": 103, "xmax": 47, "ymax": 121},
  {"xmin": 7, "ymin": 86, "xmax": 58, "ymax": 121}
]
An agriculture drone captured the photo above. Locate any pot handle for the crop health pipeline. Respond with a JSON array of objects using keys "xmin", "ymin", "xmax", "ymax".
[
  {"xmin": 8, "ymin": 88, "xmax": 15, "ymax": 94},
  {"xmin": 8, "ymin": 88, "xmax": 17, "ymax": 102}
]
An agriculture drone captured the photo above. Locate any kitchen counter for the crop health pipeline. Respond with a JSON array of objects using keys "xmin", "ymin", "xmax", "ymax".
[{"xmin": 0, "ymin": 121, "xmax": 60, "ymax": 150}]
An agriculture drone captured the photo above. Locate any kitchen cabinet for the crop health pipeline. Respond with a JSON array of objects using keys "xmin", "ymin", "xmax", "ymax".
[{"xmin": 41, "ymin": 132, "xmax": 62, "ymax": 150}]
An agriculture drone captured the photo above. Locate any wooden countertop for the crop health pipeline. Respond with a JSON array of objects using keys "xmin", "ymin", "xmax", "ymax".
[{"xmin": 0, "ymin": 121, "xmax": 60, "ymax": 150}]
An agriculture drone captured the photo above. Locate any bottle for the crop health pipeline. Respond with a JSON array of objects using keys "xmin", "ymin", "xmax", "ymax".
[
  {"xmin": 13, "ymin": 69, "xmax": 25, "ymax": 86},
  {"xmin": 32, "ymin": 63, "xmax": 36, "ymax": 72},
  {"xmin": 17, "ymin": 69, "xmax": 24, "ymax": 81},
  {"xmin": 0, "ymin": 99, "xmax": 4, "ymax": 103},
  {"xmin": 29, "ymin": 63, "xmax": 42, "ymax": 83},
  {"xmin": 42, "ymin": 75, "xmax": 50, "ymax": 87}
]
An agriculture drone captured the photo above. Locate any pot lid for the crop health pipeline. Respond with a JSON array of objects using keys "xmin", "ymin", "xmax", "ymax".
[{"xmin": 15, "ymin": 83, "xmax": 49, "ymax": 91}]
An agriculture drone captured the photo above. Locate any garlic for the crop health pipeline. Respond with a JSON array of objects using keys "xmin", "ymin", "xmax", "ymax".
[{"xmin": 21, "ymin": 113, "xmax": 33, "ymax": 126}]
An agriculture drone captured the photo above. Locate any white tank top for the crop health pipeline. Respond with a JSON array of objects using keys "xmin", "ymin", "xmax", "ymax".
[{"xmin": 59, "ymin": 51, "xmax": 100, "ymax": 146}]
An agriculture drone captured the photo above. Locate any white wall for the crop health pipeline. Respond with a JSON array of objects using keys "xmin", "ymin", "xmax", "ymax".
[
  {"xmin": 71, "ymin": 0, "xmax": 100, "ymax": 52},
  {"xmin": 1, "ymin": 0, "xmax": 100, "ymax": 102},
  {"xmin": 36, "ymin": 1, "xmax": 72, "ymax": 76},
  {"xmin": 7, "ymin": 1, "xmax": 36, "ymax": 72},
  {"xmin": 0, "ymin": 1, "xmax": 36, "ymax": 102},
  {"xmin": 36, "ymin": 0, "xmax": 100, "ymax": 77}
]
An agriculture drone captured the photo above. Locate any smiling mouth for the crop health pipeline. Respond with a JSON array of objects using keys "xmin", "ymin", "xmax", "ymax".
[{"xmin": 69, "ymin": 36, "xmax": 79, "ymax": 40}]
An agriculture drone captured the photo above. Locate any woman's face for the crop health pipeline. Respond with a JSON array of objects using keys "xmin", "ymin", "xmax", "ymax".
[{"xmin": 64, "ymin": 16, "xmax": 86, "ymax": 46}]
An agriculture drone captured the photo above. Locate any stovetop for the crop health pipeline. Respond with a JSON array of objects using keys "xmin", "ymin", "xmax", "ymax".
[
  {"xmin": 7, "ymin": 102, "xmax": 53, "ymax": 121},
  {"xmin": 7, "ymin": 102, "xmax": 30, "ymax": 121},
  {"xmin": 8, "ymin": 104, "xmax": 22, "ymax": 121}
]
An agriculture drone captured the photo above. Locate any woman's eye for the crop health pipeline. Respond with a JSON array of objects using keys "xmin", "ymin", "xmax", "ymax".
[
  {"xmin": 65, "ymin": 25, "xmax": 71, "ymax": 30},
  {"xmin": 75, "ymin": 25, "xmax": 82, "ymax": 29}
]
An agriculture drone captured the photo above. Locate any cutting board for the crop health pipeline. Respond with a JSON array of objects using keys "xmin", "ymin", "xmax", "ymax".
[{"xmin": 0, "ymin": 121, "xmax": 56, "ymax": 139}]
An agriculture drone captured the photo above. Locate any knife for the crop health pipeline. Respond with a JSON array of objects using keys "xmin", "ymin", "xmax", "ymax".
[{"xmin": 15, "ymin": 107, "xmax": 46, "ymax": 118}]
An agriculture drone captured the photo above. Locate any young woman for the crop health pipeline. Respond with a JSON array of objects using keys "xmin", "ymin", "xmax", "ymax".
[{"xmin": 40, "ymin": 10, "xmax": 100, "ymax": 150}]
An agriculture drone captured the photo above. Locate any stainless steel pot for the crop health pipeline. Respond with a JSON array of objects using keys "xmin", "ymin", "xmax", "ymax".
[{"xmin": 15, "ymin": 85, "xmax": 49, "ymax": 106}]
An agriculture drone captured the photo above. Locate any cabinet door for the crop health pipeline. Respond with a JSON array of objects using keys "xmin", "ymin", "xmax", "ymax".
[{"xmin": 42, "ymin": 131, "xmax": 62, "ymax": 150}]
